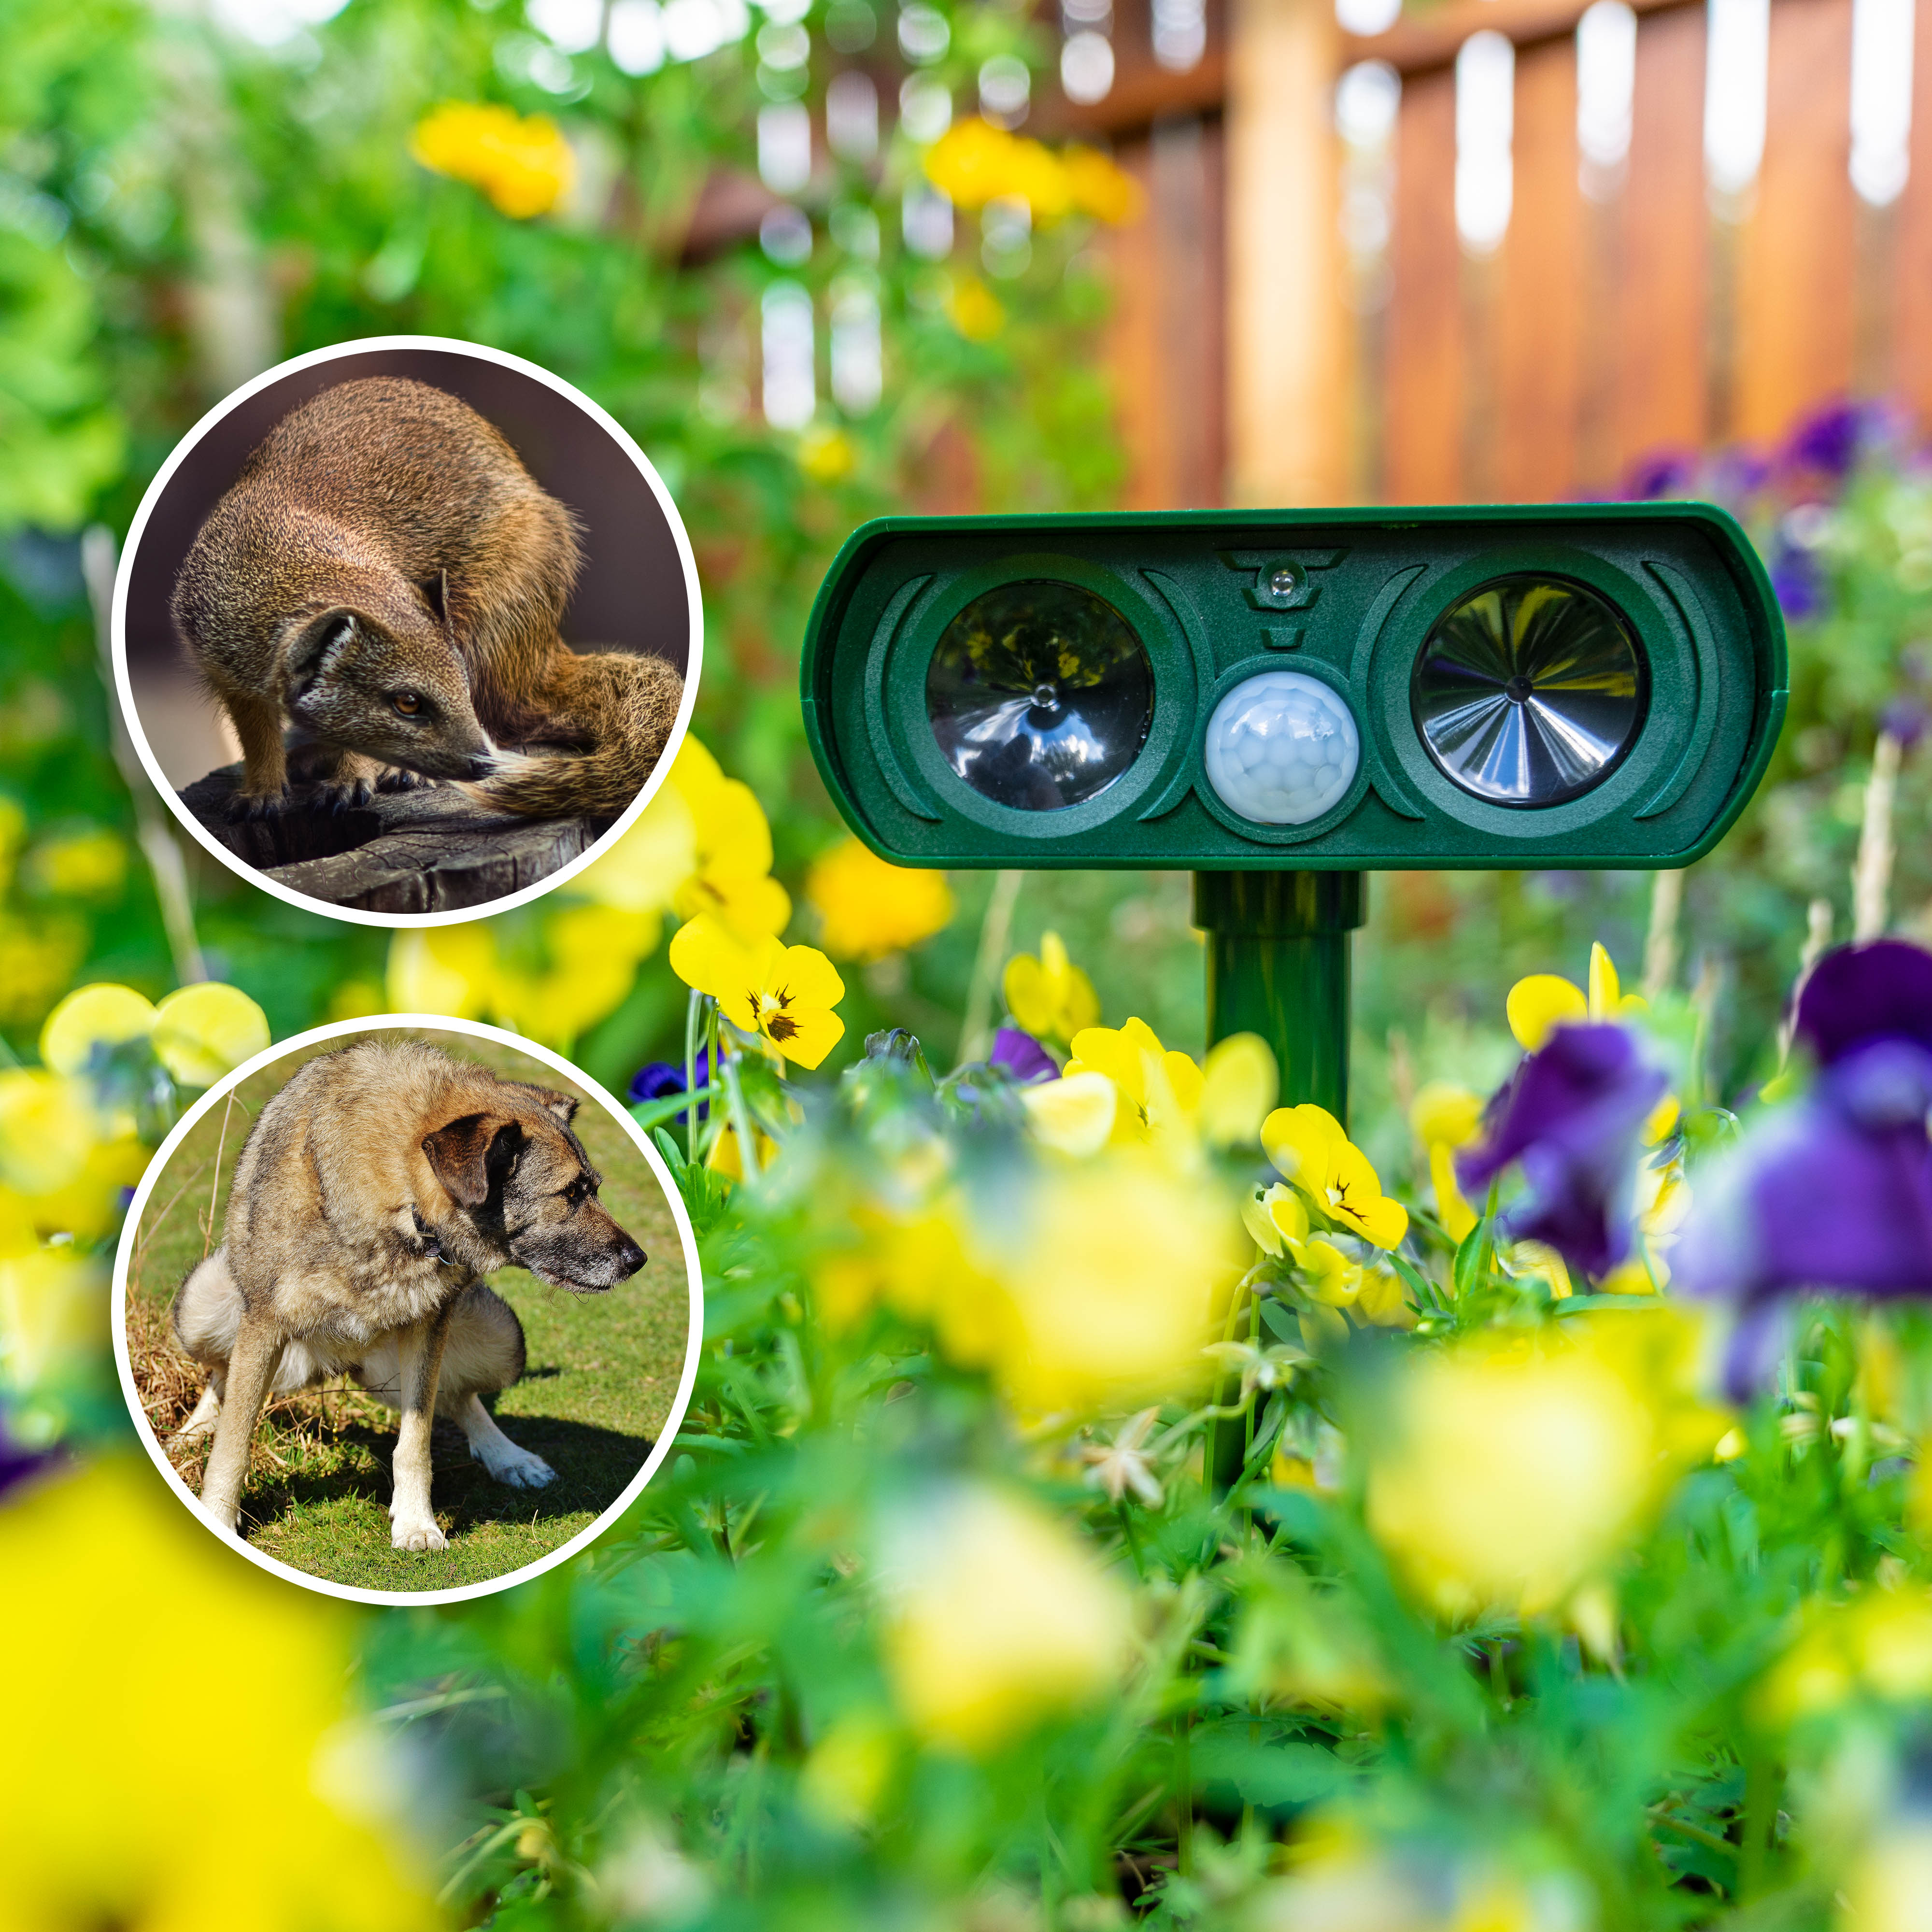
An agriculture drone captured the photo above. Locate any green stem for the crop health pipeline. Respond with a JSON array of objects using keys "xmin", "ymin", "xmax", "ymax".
[
  {"xmin": 684, "ymin": 988, "xmax": 703, "ymax": 1165},
  {"xmin": 954, "ymin": 868, "xmax": 1022, "ymax": 1069},
  {"xmin": 1738, "ymin": 1752, "xmax": 1777, "ymax": 1899}
]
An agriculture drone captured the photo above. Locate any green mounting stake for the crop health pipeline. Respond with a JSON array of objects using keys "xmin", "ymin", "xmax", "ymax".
[{"xmin": 1196, "ymin": 870, "xmax": 1364, "ymax": 1120}]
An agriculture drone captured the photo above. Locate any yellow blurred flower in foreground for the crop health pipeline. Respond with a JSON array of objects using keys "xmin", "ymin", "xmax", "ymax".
[
  {"xmin": 1003, "ymin": 931, "xmax": 1099, "ymax": 1046},
  {"xmin": 991, "ymin": 1153, "xmax": 1245, "ymax": 1413},
  {"xmin": 0, "ymin": 1070, "xmax": 99, "ymax": 1195},
  {"xmin": 0, "ymin": 1245, "xmax": 106, "ymax": 1397},
  {"xmin": 411, "ymin": 100, "xmax": 575, "ymax": 218},
  {"xmin": 669, "ymin": 916, "xmax": 847, "ymax": 1069},
  {"xmin": 818, "ymin": 1151, "xmax": 1241, "ymax": 1413},
  {"xmin": 40, "ymin": 980, "xmax": 156, "ymax": 1075},
  {"xmin": 1262, "ymin": 1103, "xmax": 1408, "ymax": 1250},
  {"xmin": 0, "ymin": 1458, "xmax": 436, "ymax": 1930},
  {"xmin": 1838, "ymin": 1821, "xmax": 1932, "ymax": 1932},
  {"xmin": 1365, "ymin": 1316, "xmax": 1723, "ymax": 1618},
  {"xmin": 1410, "ymin": 1080, "xmax": 1483, "ymax": 1242},
  {"xmin": 806, "ymin": 837, "xmax": 955, "ymax": 961},
  {"xmin": 1760, "ymin": 1587, "xmax": 1932, "ymax": 1724},
  {"xmin": 924, "ymin": 118, "xmax": 1143, "ymax": 226},
  {"xmin": 151, "ymin": 982, "xmax": 271, "ymax": 1087},
  {"xmin": 1507, "ymin": 940, "xmax": 1648, "ymax": 1051},
  {"xmin": 881, "ymin": 1485, "xmax": 1131, "ymax": 1754}
]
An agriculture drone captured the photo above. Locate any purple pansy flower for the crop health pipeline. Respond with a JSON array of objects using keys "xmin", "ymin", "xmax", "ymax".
[
  {"xmin": 0, "ymin": 1412, "xmax": 53, "ymax": 1503},
  {"xmin": 1679, "ymin": 941, "xmax": 1932, "ymax": 1394},
  {"xmin": 1779, "ymin": 399, "xmax": 1866, "ymax": 482},
  {"xmin": 1770, "ymin": 540, "xmax": 1824, "ymax": 620},
  {"xmin": 1624, "ymin": 451, "xmax": 1697, "ymax": 501},
  {"xmin": 990, "ymin": 1025, "xmax": 1057, "ymax": 1084},
  {"xmin": 1457, "ymin": 1023, "xmax": 1668, "ymax": 1280},
  {"xmin": 628, "ymin": 1049, "xmax": 717, "ymax": 1125}
]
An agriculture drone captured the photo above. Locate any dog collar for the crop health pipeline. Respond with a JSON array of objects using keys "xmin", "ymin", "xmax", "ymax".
[{"xmin": 410, "ymin": 1207, "xmax": 443, "ymax": 1259}]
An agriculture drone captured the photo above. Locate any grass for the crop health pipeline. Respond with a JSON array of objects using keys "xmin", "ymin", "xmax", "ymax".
[{"xmin": 126, "ymin": 1028, "xmax": 689, "ymax": 1593}]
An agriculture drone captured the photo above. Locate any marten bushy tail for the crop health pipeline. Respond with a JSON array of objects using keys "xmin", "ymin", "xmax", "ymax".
[{"xmin": 464, "ymin": 647, "xmax": 685, "ymax": 820}]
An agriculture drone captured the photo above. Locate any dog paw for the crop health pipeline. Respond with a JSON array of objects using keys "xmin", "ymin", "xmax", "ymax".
[
  {"xmin": 226, "ymin": 789, "xmax": 288, "ymax": 824},
  {"xmin": 478, "ymin": 1444, "xmax": 556, "ymax": 1489},
  {"xmin": 390, "ymin": 1512, "xmax": 449, "ymax": 1552},
  {"xmin": 310, "ymin": 778, "xmax": 374, "ymax": 815}
]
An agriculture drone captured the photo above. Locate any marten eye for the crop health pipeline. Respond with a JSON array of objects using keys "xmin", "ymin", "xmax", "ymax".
[{"xmin": 391, "ymin": 692, "xmax": 424, "ymax": 717}]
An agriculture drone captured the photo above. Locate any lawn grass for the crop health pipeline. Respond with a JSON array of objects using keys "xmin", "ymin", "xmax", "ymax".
[{"xmin": 125, "ymin": 1028, "xmax": 689, "ymax": 1593}]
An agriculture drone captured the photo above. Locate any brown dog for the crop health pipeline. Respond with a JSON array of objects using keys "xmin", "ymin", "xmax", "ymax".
[{"xmin": 167, "ymin": 1038, "xmax": 646, "ymax": 1552}]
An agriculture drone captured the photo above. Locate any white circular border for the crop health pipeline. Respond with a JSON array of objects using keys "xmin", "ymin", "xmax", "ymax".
[
  {"xmin": 110, "ymin": 1012, "xmax": 706, "ymax": 1608},
  {"xmin": 110, "ymin": 334, "xmax": 705, "ymax": 930}
]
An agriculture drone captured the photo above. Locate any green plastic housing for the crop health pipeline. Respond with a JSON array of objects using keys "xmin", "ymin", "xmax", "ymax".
[{"xmin": 799, "ymin": 504, "xmax": 1788, "ymax": 870}]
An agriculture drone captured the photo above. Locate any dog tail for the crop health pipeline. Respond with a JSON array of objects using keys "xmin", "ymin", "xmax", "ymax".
[
  {"xmin": 170, "ymin": 1248, "xmax": 242, "ymax": 1368},
  {"xmin": 462, "ymin": 650, "xmax": 684, "ymax": 821}
]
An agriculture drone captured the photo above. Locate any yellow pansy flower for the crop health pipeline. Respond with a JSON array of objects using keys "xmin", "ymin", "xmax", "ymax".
[
  {"xmin": 1063, "ymin": 1020, "xmax": 1276, "ymax": 1151},
  {"xmin": 151, "ymin": 983, "xmax": 271, "ymax": 1088},
  {"xmin": 1506, "ymin": 940, "xmax": 1648, "ymax": 1051},
  {"xmin": 806, "ymin": 837, "xmax": 955, "ymax": 962},
  {"xmin": 1, "ymin": 1458, "xmax": 438, "ymax": 1930},
  {"xmin": 945, "ymin": 275, "xmax": 1006, "ymax": 342},
  {"xmin": 664, "ymin": 738, "xmax": 793, "ymax": 941},
  {"xmin": 24, "ymin": 825, "xmax": 127, "ymax": 902},
  {"xmin": 39, "ymin": 982, "xmax": 156, "ymax": 1076},
  {"xmin": 668, "ymin": 916, "xmax": 847, "ymax": 1070},
  {"xmin": 1002, "ymin": 932, "xmax": 1099, "ymax": 1047},
  {"xmin": 410, "ymin": 101, "xmax": 575, "ymax": 219},
  {"xmin": 1019, "ymin": 1069, "xmax": 1118, "ymax": 1156},
  {"xmin": 0, "ymin": 1072, "xmax": 99, "ymax": 1197},
  {"xmin": 881, "ymin": 1485, "xmax": 1131, "ymax": 1756},
  {"xmin": 798, "ymin": 426, "xmax": 858, "ymax": 483},
  {"xmin": 1261, "ymin": 1103, "xmax": 1409, "ymax": 1250},
  {"xmin": 1063, "ymin": 1017, "xmax": 1197, "ymax": 1140},
  {"xmin": 1409, "ymin": 1079, "xmax": 1483, "ymax": 1242},
  {"xmin": 572, "ymin": 781, "xmax": 699, "ymax": 917},
  {"xmin": 1365, "ymin": 1314, "xmax": 1722, "ymax": 1617},
  {"xmin": 923, "ymin": 118, "xmax": 1141, "ymax": 227}
]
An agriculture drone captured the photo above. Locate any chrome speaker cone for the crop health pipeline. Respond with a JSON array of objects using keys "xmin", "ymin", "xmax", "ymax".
[{"xmin": 1411, "ymin": 575, "xmax": 1647, "ymax": 807}]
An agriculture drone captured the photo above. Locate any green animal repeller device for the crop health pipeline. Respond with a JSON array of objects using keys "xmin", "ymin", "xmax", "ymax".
[{"xmin": 800, "ymin": 505, "xmax": 1788, "ymax": 1118}]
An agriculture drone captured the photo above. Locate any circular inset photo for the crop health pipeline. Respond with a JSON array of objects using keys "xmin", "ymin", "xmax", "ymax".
[
  {"xmin": 113, "ymin": 1016, "xmax": 701, "ymax": 1605},
  {"xmin": 113, "ymin": 336, "xmax": 701, "ymax": 926}
]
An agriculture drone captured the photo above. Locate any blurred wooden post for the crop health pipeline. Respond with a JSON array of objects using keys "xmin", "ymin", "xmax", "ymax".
[{"xmin": 1225, "ymin": 0, "xmax": 1351, "ymax": 505}]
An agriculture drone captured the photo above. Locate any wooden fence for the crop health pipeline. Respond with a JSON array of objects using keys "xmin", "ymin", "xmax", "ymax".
[{"xmin": 1041, "ymin": 0, "xmax": 1932, "ymax": 509}]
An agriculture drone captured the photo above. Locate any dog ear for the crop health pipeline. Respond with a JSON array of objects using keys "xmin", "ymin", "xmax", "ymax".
[
  {"xmin": 513, "ymin": 1085, "xmax": 579, "ymax": 1127},
  {"xmin": 422, "ymin": 1111, "xmax": 521, "ymax": 1207}
]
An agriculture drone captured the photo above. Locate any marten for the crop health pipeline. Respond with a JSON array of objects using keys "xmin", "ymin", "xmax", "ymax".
[{"xmin": 171, "ymin": 376, "xmax": 685, "ymax": 822}]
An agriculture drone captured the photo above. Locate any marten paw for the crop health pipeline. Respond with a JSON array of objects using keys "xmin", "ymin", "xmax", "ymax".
[
  {"xmin": 376, "ymin": 768, "xmax": 432, "ymax": 794},
  {"xmin": 227, "ymin": 788, "xmax": 289, "ymax": 824},
  {"xmin": 309, "ymin": 778, "xmax": 375, "ymax": 815}
]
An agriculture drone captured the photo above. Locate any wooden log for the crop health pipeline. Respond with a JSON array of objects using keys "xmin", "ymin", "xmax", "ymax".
[{"xmin": 179, "ymin": 766, "xmax": 602, "ymax": 915}]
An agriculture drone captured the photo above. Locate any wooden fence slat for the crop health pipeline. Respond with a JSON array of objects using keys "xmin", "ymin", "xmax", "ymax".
[
  {"xmin": 1610, "ymin": 3, "xmax": 1709, "ymax": 482},
  {"xmin": 1890, "ymin": 0, "xmax": 1932, "ymax": 420},
  {"xmin": 1733, "ymin": 0, "xmax": 1857, "ymax": 442},
  {"xmin": 1383, "ymin": 67, "xmax": 1463, "ymax": 501},
  {"xmin": 1226, "ymin": 0, "xmax": 1350, "ymax": 504},
  {"xmin": 1105, "ymin": 121, "xmax": 1228, "ymax": 509},
  {"xmin": 1495, "ymin": 36, "xmax": 1584, "ymax": 499}
]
